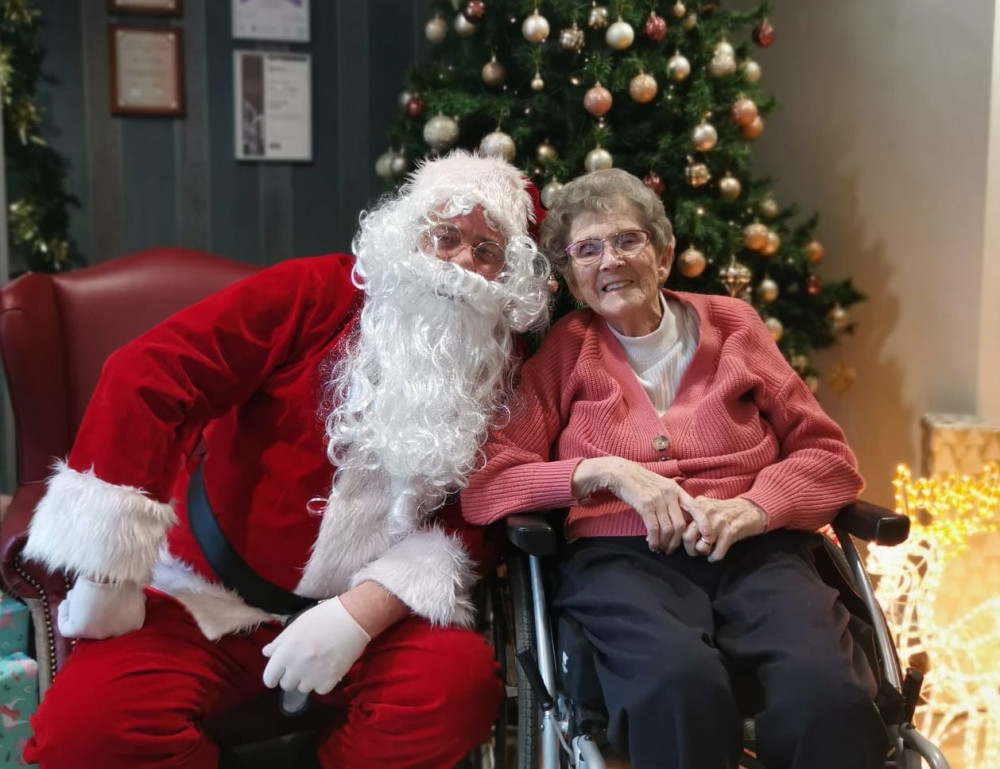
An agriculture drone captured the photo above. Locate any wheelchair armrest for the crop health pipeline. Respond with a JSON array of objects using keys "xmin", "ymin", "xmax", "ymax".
[
  {"xmin": 834, "ymin": 500, "xmax": 910, "ymax": 546},
  {"xmin": 505, "ymin": 514, "xmax": 558, "ymax": 557}
]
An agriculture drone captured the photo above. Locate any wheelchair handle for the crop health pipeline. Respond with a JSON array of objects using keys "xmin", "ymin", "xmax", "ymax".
[{"xmin": 516, "ymin": 647, "xmax": 555, "ymax": 711}]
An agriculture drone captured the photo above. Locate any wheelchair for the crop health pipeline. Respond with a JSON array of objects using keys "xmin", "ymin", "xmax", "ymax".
[{"xmin": 484, "ymin": 501, "xmax": 952, "ymax": 769}]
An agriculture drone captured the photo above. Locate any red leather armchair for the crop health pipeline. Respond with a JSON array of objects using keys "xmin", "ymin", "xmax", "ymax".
[{"xmin": 0, "ymin": 248, "xmax": 258, "ymax": 686}]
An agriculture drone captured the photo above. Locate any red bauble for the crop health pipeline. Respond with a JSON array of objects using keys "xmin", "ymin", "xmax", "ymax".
[
  {"xmin": 643, "ymin": 12, "xmax": 667, "ymax": 42},
  {"xmin": 806, "ymin": 274, "xmax": 822, "ymax": 296},
  {"xmin": 463, "ymin": 0, "xmax": 486, "ymax": 22},
  {"xmin": 405, "ymin": 96, "xmax": 425, "ymax": 118},
  {"xmin": 753, "ymin": 18, "xmax": 775, "ymax": 47},
  {"xmin": 643, "ymin": 171, "xmax": 665, "ymax": 196}
]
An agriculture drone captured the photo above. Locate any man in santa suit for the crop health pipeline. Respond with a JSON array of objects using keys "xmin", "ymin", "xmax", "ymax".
[{"xmin": 20, "ymin": 150, "xmax": 551, "ymax": 769}]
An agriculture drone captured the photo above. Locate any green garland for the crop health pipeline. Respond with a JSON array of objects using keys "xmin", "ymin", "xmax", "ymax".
[{"xmin": 1, "ymin": 0, "xmax": 79, "ymax": 273}]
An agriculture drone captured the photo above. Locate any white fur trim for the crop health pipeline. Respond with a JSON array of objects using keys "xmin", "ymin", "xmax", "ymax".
[
  {"xmin": 151, "ymin": 550, "xmax": 280, "ymax": 640},
  {"xmin": 23, "ymin": 461, "xmax": 177, "ymax": 584},
  {"xmin": 349, "ymin": 527, "xmax": 476, "ymax": 628}
]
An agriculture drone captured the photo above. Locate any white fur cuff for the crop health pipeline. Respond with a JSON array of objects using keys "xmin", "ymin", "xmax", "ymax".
[
  {"xmin": 23, "ymin": 461, "xmax": 177, "ymax": 585},
  {"xmin": 350, "ymin": 527, "xmax": 476, "ymax": 628}
]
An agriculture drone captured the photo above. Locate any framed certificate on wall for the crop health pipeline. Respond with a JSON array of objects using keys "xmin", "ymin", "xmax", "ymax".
[
  {"xmin": 109, "ymin": 25, "xmax": 185, "ymax": 116},
  {"xmin": 232, "ymin": 0, "xmax": 310, "ymax": 43},
  {"xmin": 234, "ymin": 51, "xmax": 312, "ymax": 161}
]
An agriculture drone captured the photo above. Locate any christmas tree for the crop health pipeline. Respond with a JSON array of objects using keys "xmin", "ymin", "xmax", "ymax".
[{"xmin": 379, "ymin": 0, "xmax": 863, "ymax": 390}]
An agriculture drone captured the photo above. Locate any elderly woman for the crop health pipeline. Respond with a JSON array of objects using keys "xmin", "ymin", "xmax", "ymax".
[{"xmin": 462, "ymin": 168, "xmax": 887, "ymax": 769}]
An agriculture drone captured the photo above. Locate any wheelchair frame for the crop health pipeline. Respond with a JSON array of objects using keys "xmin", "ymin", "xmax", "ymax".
[{"xmin": 493, "ymin": 502, "xmax": 952, "ymax": 769}]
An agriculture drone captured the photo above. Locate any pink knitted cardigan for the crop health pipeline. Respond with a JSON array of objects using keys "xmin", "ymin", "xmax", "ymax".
[{"xmin": 462, "ymin": 290, "xmax": 864, "ymax": 538}]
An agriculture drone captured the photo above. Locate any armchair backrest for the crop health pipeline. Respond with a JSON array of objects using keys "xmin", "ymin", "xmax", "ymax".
[{"xmin": 0, "ymin": 247, "xmax": 258, "ymax": 675}]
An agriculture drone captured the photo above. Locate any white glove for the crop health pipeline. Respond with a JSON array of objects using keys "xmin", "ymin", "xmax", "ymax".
[
  {"xmin": 262, "ymin": 596, "xmax": 371, "ymax": 696},
  {"xmin": 57, "ymin": 578, "xmax": 146, "ymax": 639}
]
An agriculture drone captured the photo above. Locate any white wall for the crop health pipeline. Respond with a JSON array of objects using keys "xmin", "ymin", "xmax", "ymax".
[
  {"xmin": 980, "ymin": 1, "xmax": 1000, "ymax": 423},
  {"xmin": 747, "ymin": 1, "xmax": 996, "ymax": 505}
]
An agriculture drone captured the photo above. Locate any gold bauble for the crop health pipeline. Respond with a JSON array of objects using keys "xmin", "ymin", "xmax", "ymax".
[
  {"xmin": 585, "ymin": 147, "xmax": 613, "ymax": 171},
  {"xmin": 759, "ymin": 194, "xmax": 779, "ymax": 219},
  {"xmin": 522, "ymin": 11, "xmax": 551, "ymax": 43},
  {"xmin": 741, "ymin": 115, "xmax": 765, "ymax": 139},
  {"xmin": 606, "ymin": 18, "xmax": 635, "ymax": 50},
  {"xmin": 677, "ymin": 247, "xmax": 706, "ymax": 278},
  {"xmin": 479, "ymin": 130, "xmax": 516, "ymax": 162},
  {"xmin": 583, "ymin": 84, "xmax": 613, "ymax": 117},
  {"xmin": 806, "ymin": 239, "xmax": 825, "ymax": 264},
  {"xmin": 628, "ymin": 73, "xmax": 658, "ymax": 104},
  {"xmin": 731, "ymin": 95, "xmax": 759, "ymax": 127},
  {"xmin": 481, "ymin": 56, "xmax": 507, "ymax": 87},
  {"xmin": 719, "ymin": 257, "xmax": 752, "ymax": 297},
  {"xmin": 805, "ymin": 375, "xmax": 820, "ymax": 394},
  {"xmin": 719, "ymin": 173, "xmax": 741, "ymax": 200},
  {"xmin": 761, "ymin": 230, "xmax": 781, "ymax": 256},
  {"xmin": 454, "ymin": 13, "xmax": 477, "ymax": 36},
  {"xmin": 685, "ymin": 161, "xmax": 711, "ymax": 187},
  {"xmin": 671, "ymin": 0, "xmax": 686, "ymax": 19},
  {"xmin": 790, "ymin": 354, "xmax": 810, "ymax": 374},
  {"xmin": 742, "ymin": 222, "xmax": 769, "ymax": 250},
  {"xmin": 681, "ymin": 12, "xmax": 698, "ymax": 31},
  {"xmin": 588, "ymin": 5, "xmax": 610, "ymax": 29},
  {"xmin": 560, "ymin": 24, "xmax": 585, "ymax": 52},
  {"xmin": 531, "ymin": 74, "xmax": 545, "ymax": 91},
  {"xmin": 667, "ymin": 52, "xmax": 691, "ymax": 81},
  {"xmin": 691, "ymin": 120, "xmax": 718, "ymax": 151},
  {"xmin": 764, "ymin": 316, "xmax": 783, "ymax": 342},
  {"xmin": 827, "ymin": 303, "xmax": 850, "ymax": 333},
  {"xmin": 423, "ymin": 114, "xmax": 459, "ymax": 150},
  {"xmin": 540, "ymin": 180, "xmax": 564, "ymax": 208},
  {"xmin": 756, "ymin": 277, "xmax": 779, "ymax": 304},
  {"xmin": 708, "ymin": 40, "xmax": 736, "ymax": 77},
  {"xmin": 425, "ymin": 15, "xmax": 448, "ymax": 44},
  {"xmin": 742, "ymin": 58, "xmax": 762, "ymax": 84},
  {"xmin": 536, "ymin": 141, "xmax": 557, "ymax": 163}
]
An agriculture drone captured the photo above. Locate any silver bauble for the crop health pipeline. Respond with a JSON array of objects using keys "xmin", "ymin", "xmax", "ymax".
[
  {"xmin": 605, "ymin": 18, "xmax": 635, "ymax": 50},
  {"xmin": 481, "ymin": 57, "xmax": 507, "ymax": 86},
  {"xmin": 425, "ymin": 15, "xmax": 448, "ymax": 43},
  {"xmin": 691, "ymin": 121, "xmax": 718, "ymax": 152},
  {"xmin": 667, "ymin": 52, "xmax": 691, "ymax": 81},
  {"xmin": 540, "ymin": 180, "xmax": 564, "ymax": 209},
  {"xmin": 423, "ymin": 114, "xmax": 460, "ymax": 150},
  {"xmin": 531, "ymin": 73, "xmax": 545, "ymax": 91},
  {"xmin": 585, "ymin": 147, "xmax": 613, "ymax": 171},
  {"xmin": 560, "ymin": 24, "xmax": 585, "ymax": 52},
  {"xmin": 454, "ymin": 13, "xmax": 477, "ymax": 36},
  {"xmin": 398, "ymin": 90, "xmax": 412, "ymax": 109},
  {"xmin": 479, "ymin": 130, "xmax": 516, "ymax": 162},
  {"xmin": 708, "ymin": 52, "xmax": 736, "ymax": 77},
  {"xmin": 522, "ymin": 11, "xmax": 550, "ymax": 43},
  {"xmin": 375, "ymin": 150, "xmax": 395, "ymax": 180},
  {"xmin": 742, "ymin": 59, "xmax": 762, "ymax": 84},
  {"xmin": 759, "ymin": 195, "xmax": 779, "ymax": 219},
  {"xmin": 389, "ymin": 152, "xmax": 408, "ymax": 176},
  {"xmin": 827, "ymin": 304, "xmax": 850, "ymax": 333}
]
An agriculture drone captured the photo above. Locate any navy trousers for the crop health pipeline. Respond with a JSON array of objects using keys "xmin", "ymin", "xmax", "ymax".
[{"xmin": 551, "ymin": 531, "xmax": 888, "ymax": 769}]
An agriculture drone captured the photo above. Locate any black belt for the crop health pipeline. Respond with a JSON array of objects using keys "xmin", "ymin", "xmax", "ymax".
[{"xmin": 187, "ymin": 463, "xmax": 316, "ymax": 616}]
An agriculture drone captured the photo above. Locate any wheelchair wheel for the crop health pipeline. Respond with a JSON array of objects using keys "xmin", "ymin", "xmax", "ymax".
[{"xmin": 505, "ymin": 549, "xmax": 541, "ymax": 769}]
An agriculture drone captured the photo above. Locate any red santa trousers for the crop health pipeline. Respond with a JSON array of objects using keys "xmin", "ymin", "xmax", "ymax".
[{"xmin": 24, "ymin": 591, "xmax": 502, "ymax": 768}]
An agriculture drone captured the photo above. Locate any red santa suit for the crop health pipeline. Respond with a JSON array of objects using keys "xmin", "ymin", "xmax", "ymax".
[{"xmin": 21, "ymin": 253, "xmax": 501, "ymax": 769}]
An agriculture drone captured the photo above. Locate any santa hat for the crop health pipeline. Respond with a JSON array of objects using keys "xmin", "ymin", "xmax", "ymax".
[{"xmin": 403, "ymin": 150, "xmax": 539, "ymax": 242}]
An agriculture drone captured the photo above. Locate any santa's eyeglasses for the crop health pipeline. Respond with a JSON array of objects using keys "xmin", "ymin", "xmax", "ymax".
[{"xmin": 420, "ymin": 223, "xmax": 506, "ymax": 278}]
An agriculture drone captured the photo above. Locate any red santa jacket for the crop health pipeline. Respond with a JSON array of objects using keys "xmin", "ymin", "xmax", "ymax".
[{"xmin": 24, "ymin": 254, "xmax": 490, "ymax": 638}]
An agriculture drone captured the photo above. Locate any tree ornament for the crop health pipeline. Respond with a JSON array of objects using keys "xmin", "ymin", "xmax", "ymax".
[
  {"xmin": 463, "ymin": 0, "xmax": 486, "ymax": 23},
  {"xmin": 536, "ymin": 141, "xmax": 557, "ymax": 163},
  {"xmin": 757, "ymin": 277, "xmax": 779, "ymax": 304},
  {"xmin": 805, "ymin": 239, "xmax": 825, "ymax": 264},
  {"xmin": 425, "ymin": 15, "xmax": 448, "ymax": 44},
  {"xmin": 731, "ymin": 95, "xmax": 759, "ymax": 127},
  {"xmin": 629, "ymin": 73, "xmax": 658, "ymax": 104},
  {"xmin": 681, "ymin": 13, "xmax": 698, "ymax": 31},
  {"xmin": 691, "ymin": 119, "xmax": 718, "ymax": 151},
  {"xmin": 643, "ymin": 12, "xmax": 667, "ymax": 43},
  {"xmin": 405, "ymin": 96, "xmax": 425, "ymax": 119},
  {"xmin": 806, "ymin": 274, "xmax": 822, "ymax": 296},
  {"xmin": 827, "ymin": 303, "xmax": 850, "ymax": 333},
  {"xmin": 708, "ymin": 40, "xmax": 737, "ymax": 77},
  {"xmin": 480, "ymin": 130, "xmax": 516, "ymax": 162},
  {"xmin": 764, "ymin": 316, "xmax": 784, "ymax": 342},
  {"xmin": 790, "ymin": 353, "xmax": 810, "ymax": 374},
  {"xmin": 719, "ymin": 256, "xmax": 752, "ymax": 297},
  {"xmin": 677, "ymin": 246, "xmax": 706, "ymax": 278},
  {"xmin": 741, "ymin": 115, "xmax": 765, "ymax": 140},
  {"xmin": 540, "ymin": 180, "xmax": 564, "ymax": 208},
  {"xmin": 423, "ymin": 114, "xmax": 459, "ymax": 150},
  {"xmin": 398, "ymin": 90, "xmax": 413, "ymax": 108},
  {"xmin": 481, "ymin": 56, "xmax": 507, "ymax": 87},
  {"xmin": 588, "ymin": 4, "xmax": 610, "ymax": 29},
  {"xmin": 753, "ymin": 18, "xmax": 776, "ymax": 47},
  {"xmin": 454, "ymin": 13, "xmax": 477, "ymax": 36},
  {"xmin": 742, "ymin": 58, "xmax": 762, "ymax": 84},
  {"xmin": 671, "ymin": 1, "xmax": 686, "ymax": 19},
  {"xmin": 827, "ymin": 361, "xmax": 857, "ymax": 394},
  {"xmin": 583, "ymin": 83, "xmax": 613, "ymax": 117},
  {"xmin": 643, "ymin": 171, "xmax": 665, "ymax": 195},
  {"xmin": 667, "ymin": 52, "xmax": 691, "ymax": 81},
  {"xmin": 759, "ymin": 194, "xmax": 779, "ymax": 219},
  {"xmin": 742, "ymin": 222, "xmax": 769, "ymax": 250},
  {"xmin": 522, "ymin": 10, "xmax": 550, "ymax": 43},
  {"xmin": 685, "ymin": 160, "xmax": 711, "ymax": 187},
  {"xmin": 389, "ymin": 151, "xmax": 409, "ymax": 176},
  {"xmin": 375, "ymin": 150, "xmax": 396, "ymax": 180},
  {"xmin": 719, "ymin": 173, "xmax": 741, "ymax": 200},
  {"xmin": 585, "ymin": 146, "xmax": 613, "ymax": 171},
  {"xmin": 560, "ymin": 23, "xmax": 585, "ymax": 52},
  {"xmin": 606, "ymin": 18, "xmax": 635, "ymax": 50},
  {"xmin": 761, "ymin": 230, "xmax": 781, "ymax": 256}
]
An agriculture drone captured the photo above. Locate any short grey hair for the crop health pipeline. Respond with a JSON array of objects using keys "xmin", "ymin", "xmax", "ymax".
[{"xmin": 539, "ymin": 169, "xmax": 675, "ymax": 277}]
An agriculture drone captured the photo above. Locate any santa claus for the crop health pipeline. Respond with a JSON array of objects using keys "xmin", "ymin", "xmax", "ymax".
[{"xmin": 21, "ymin": 150, "xmax": 551, "ymax": 768}]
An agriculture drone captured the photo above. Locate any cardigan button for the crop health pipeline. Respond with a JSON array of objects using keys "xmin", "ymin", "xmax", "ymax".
[{"xmin": 652, "ymin": 434, "xmax": 669, "ymax": 452}]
